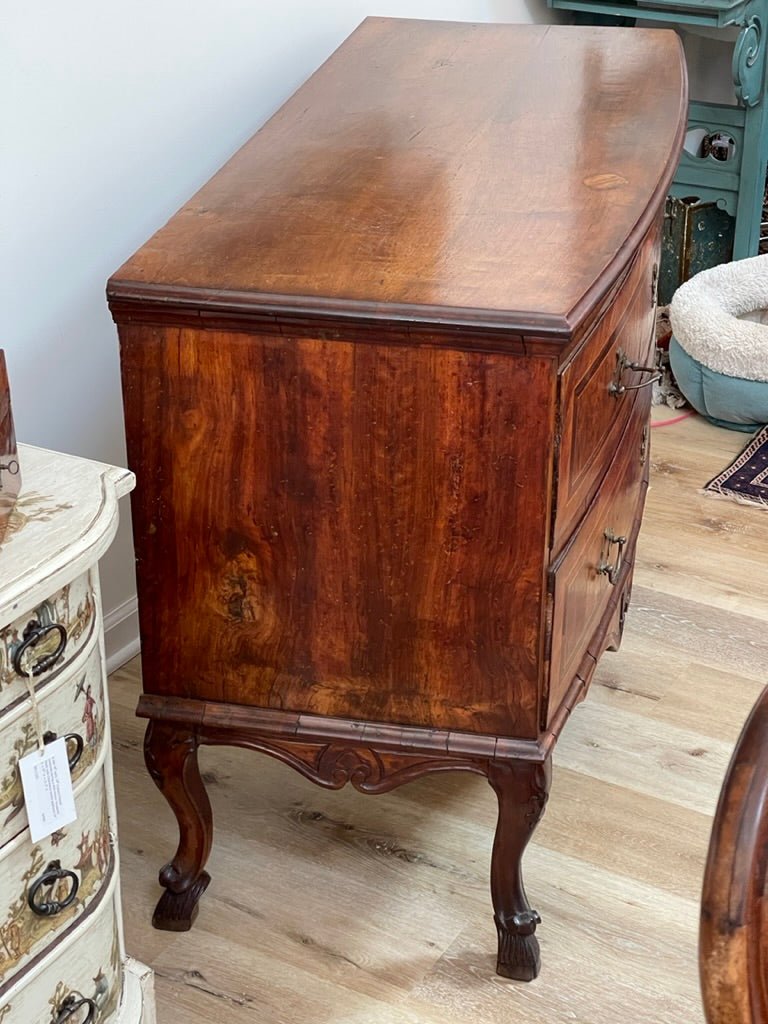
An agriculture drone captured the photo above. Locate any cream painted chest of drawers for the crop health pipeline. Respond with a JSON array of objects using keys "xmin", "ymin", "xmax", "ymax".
[{"xmin": 0, "ymin": 445, "xmax": 154, "ymax": 1024}]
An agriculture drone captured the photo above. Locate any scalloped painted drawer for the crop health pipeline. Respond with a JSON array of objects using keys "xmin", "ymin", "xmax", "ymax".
[
  {"xmin": 0, "ymin": 765, "xmax": 113, "ymax": 991},
  {"xmin": 0, "ymin": 572, "xmax": 98, "ymax": 718},
  {"xmin": 0, "ymin": 879, "xmax": 121, "ymax": 1024},
  {"xmin": 0, "ymin": 641, "xmax": 106, "ymax": 849}
]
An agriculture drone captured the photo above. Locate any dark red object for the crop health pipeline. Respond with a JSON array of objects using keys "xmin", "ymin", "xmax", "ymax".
[{"xmin": 0, "ymin": 351, "xmax": 21, "ymax": 544}]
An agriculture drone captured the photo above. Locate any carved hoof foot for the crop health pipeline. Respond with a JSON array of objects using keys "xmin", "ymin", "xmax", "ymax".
[
  {"xmin": 152, "ymin": 870, "xmax": 211, "ymax": 932},
  {"xmin": 495, "ymin": 910, "xmax": 542, "ymax": 981}
]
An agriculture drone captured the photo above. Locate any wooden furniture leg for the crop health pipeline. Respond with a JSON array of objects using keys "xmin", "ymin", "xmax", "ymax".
[
  {"xmin": 141, "ymin": 701, "xmax": 556, "ymax": 978},
  {"xmin": 700, "ymin": 684, "xmax": 768, "ymax": 1023},
  {"xmin": 144, "ymin": 719, "xmax": 213, "ymax": 931},
  {"xmin": 487, "ymin": 757, "xmax": 552, "ymax": 981}
]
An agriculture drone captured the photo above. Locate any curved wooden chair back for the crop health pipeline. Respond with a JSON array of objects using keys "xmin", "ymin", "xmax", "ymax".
[{"xmin": 700, "ymin": 685, "xmax": 768, "ymax": 1023}]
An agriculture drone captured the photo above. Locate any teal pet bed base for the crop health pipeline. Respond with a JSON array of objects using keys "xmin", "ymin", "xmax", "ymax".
[
  {"xmin": 669, "ymin": 336, "xmax": 768, "ymax": 432},
  {"xmin": 669, "ymin": 254, "xmax": 768, "ymax": 432}
]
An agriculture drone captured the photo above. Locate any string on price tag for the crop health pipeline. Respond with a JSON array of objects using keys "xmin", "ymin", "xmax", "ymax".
[
  {"xmin": 18, "ymin": 665, "xmax": 78, "ymax": 842},
  {"xmin": 23, "ymin": 667, "xmax": 46, "ymax": 749}
]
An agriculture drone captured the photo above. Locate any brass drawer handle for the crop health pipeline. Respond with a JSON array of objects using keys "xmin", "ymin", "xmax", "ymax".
[
  {"xmin": 608, "ymin": 348, "xmax": 661, "ymax": 398},
  {"xmin": 12, "ymin": 618, "xmax": 68, "ymax": 677},
  {"xmin": 597, "ymin": 529, "xmax": 626, "ymax": 586},
  {"xmin": 51, "ymin": 995, "xmax": 96, "ymax": 1024},
  {"xmin": 42, "ymin": 730, "xmax": 85, "ymax": 772},
  {"xmin": 28, "ymin": 859, "xmax": 80, "ymax": 917}
]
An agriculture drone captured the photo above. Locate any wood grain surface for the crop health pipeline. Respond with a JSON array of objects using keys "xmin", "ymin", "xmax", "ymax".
[
  {"xmin": 108, "ymin": 18, "xmax": 687, "ymax": 341},
  {"xmin": 121, "ymin": 325, "xmax": 556, "ymax": 737},
  {"xmin": 700, "ymin": 684, "xmax": 768, "ymax": 1023},
  {"xmin": 109, "ymin": 413, "xmax": 768, "ymax": 1023}
]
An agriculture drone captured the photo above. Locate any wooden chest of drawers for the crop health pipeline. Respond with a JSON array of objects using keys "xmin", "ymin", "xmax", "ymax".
[
  {"xmin": 0, "ymin": 447, "xmax": 154, "ymax": 1023},
  {"xmin": 109, "ymin": 18, "xmax": 687, "ymax": 981}
]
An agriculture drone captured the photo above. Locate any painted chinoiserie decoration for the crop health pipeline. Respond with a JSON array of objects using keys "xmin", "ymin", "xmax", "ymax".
[
  {"xmin": 109, "ymin": 19, "xmax": 687, "ymax": 981},
  {"xmin": 0, "ymin": 446, "xmax": 155, "ymax": 1022},
  {"xmin": 0, "ymin": 353, "xmax": 21, "ymax": 545}
]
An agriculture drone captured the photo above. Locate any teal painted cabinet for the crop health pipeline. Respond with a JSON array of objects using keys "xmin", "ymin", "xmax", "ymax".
[{"xmin": 548, "ymin": 0, "xmax": 768, "ymax": 260}]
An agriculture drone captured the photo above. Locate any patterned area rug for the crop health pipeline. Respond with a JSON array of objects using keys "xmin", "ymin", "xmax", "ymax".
[{"xmin": 704, "ymin": 424, "xmax": 768, "ymax": 507}]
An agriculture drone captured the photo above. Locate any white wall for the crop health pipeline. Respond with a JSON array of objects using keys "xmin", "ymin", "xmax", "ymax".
[
  {"xmin": 680, "ymin": 28, "xmax": 737, "ymax": 106},
  {"xmin": 3, "ymin": 1, "xmax": 558, "ymax": 668}
]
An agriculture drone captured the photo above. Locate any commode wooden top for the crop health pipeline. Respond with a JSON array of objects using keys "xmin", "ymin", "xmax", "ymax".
[{"xmin": 109, "ymin": 18, "xmax": 687, "ymax": 341}]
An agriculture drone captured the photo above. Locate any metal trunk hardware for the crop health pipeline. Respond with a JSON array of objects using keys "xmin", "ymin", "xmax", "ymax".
[{"xmin": 659, "ymin": 195, "xmax": 735, "ymax": 305}]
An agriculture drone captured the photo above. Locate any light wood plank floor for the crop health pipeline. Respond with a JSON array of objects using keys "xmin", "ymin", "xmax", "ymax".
[{"xmin": 109, "ymin": 414, "xmax": 768, "ymax": 1023}]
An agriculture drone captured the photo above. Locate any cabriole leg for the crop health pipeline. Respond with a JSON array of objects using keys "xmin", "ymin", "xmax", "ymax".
[
  {"xmin": 487, "ymin": 757, "xmax": 552, "ymax": 981},
  {"xmin": 144, "ymin": 719, "xmax": 213, "ymax": 931}
]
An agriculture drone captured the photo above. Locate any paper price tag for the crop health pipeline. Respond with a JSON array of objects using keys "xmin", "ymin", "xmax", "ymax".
[{"xmin": 19, "ymin": 737, "xmax": 77, "ymax": 842}]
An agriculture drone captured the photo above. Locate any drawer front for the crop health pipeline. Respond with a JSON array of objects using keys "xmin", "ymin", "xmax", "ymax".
[
  {"xmin": 0, "ymin": 572, "xmax": 97, "ymax": 718},
  {"xmin": 554, "ymin": 231, "xmax": 658, "ymax": 549},
  {"xmin": 0, "ymin": 767, "xmax": 113, "ymax": 990},
  {"xmin": 0, "ymin": 885, "xmax": 121, "ymax": 1024},
  {"xmin": 546, "ymin": 390, "xmax": 651, "ymax": 723},
  {"xmin": 0, "ymin": 642, "xmax": 106, "ymax": 848}
]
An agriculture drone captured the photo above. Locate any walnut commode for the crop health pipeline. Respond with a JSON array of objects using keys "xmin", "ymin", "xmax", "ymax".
[{"xmin": 109, "ymin": 18, "xmax": 687, "ymax": 981}]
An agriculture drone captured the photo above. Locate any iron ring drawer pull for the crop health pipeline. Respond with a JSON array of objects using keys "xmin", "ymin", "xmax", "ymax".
[
  {"xmin": 12, "ymin": 619, "xmax": 67, "ymax": 677},
  {"xmin": 597, "ymin": 529, "xmax": 626, "ymax": 586},
  {"xmin": 42, "ymin": 730, "xmax": 85, "ymax": 772},
  {"xmin": 28, "ymin": 860, "xmax": 79, "ymax": 917},
  {"xmin": 51, "ymin": 995, "xmax": 96, "ymax": 1024},
  {"xmin": 609, "ymin": 348, "xmax": 662, "ymax": 398}
]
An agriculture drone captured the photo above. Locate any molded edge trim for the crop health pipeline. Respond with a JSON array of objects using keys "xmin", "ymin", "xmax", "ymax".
[
  {"xmin": 134, "ymin": 690, "xmax": 595, "ymax": 764},
  {"xmin": 107, "ymin": 37, "xmax": 688, "ymax": 350},
  {"xmin": 0, "ymin": 446, "xmax": 134, "ymax": 626}
]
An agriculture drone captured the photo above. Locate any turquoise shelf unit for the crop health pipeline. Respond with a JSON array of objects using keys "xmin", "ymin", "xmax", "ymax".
[{"xmin": 548, "ymin": 0, "xmax": 768, "ymax": 259}]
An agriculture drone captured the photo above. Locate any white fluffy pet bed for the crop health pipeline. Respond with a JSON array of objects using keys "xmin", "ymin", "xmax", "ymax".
[{"xmin": 668, "ymin": 255, "xmax": 768, "ymax": 430}]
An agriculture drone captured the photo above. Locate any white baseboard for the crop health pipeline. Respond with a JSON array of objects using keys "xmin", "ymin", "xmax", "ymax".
[{"xmin": 104, "ymin": 594, "xmax": 141, "ymax": 674}]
